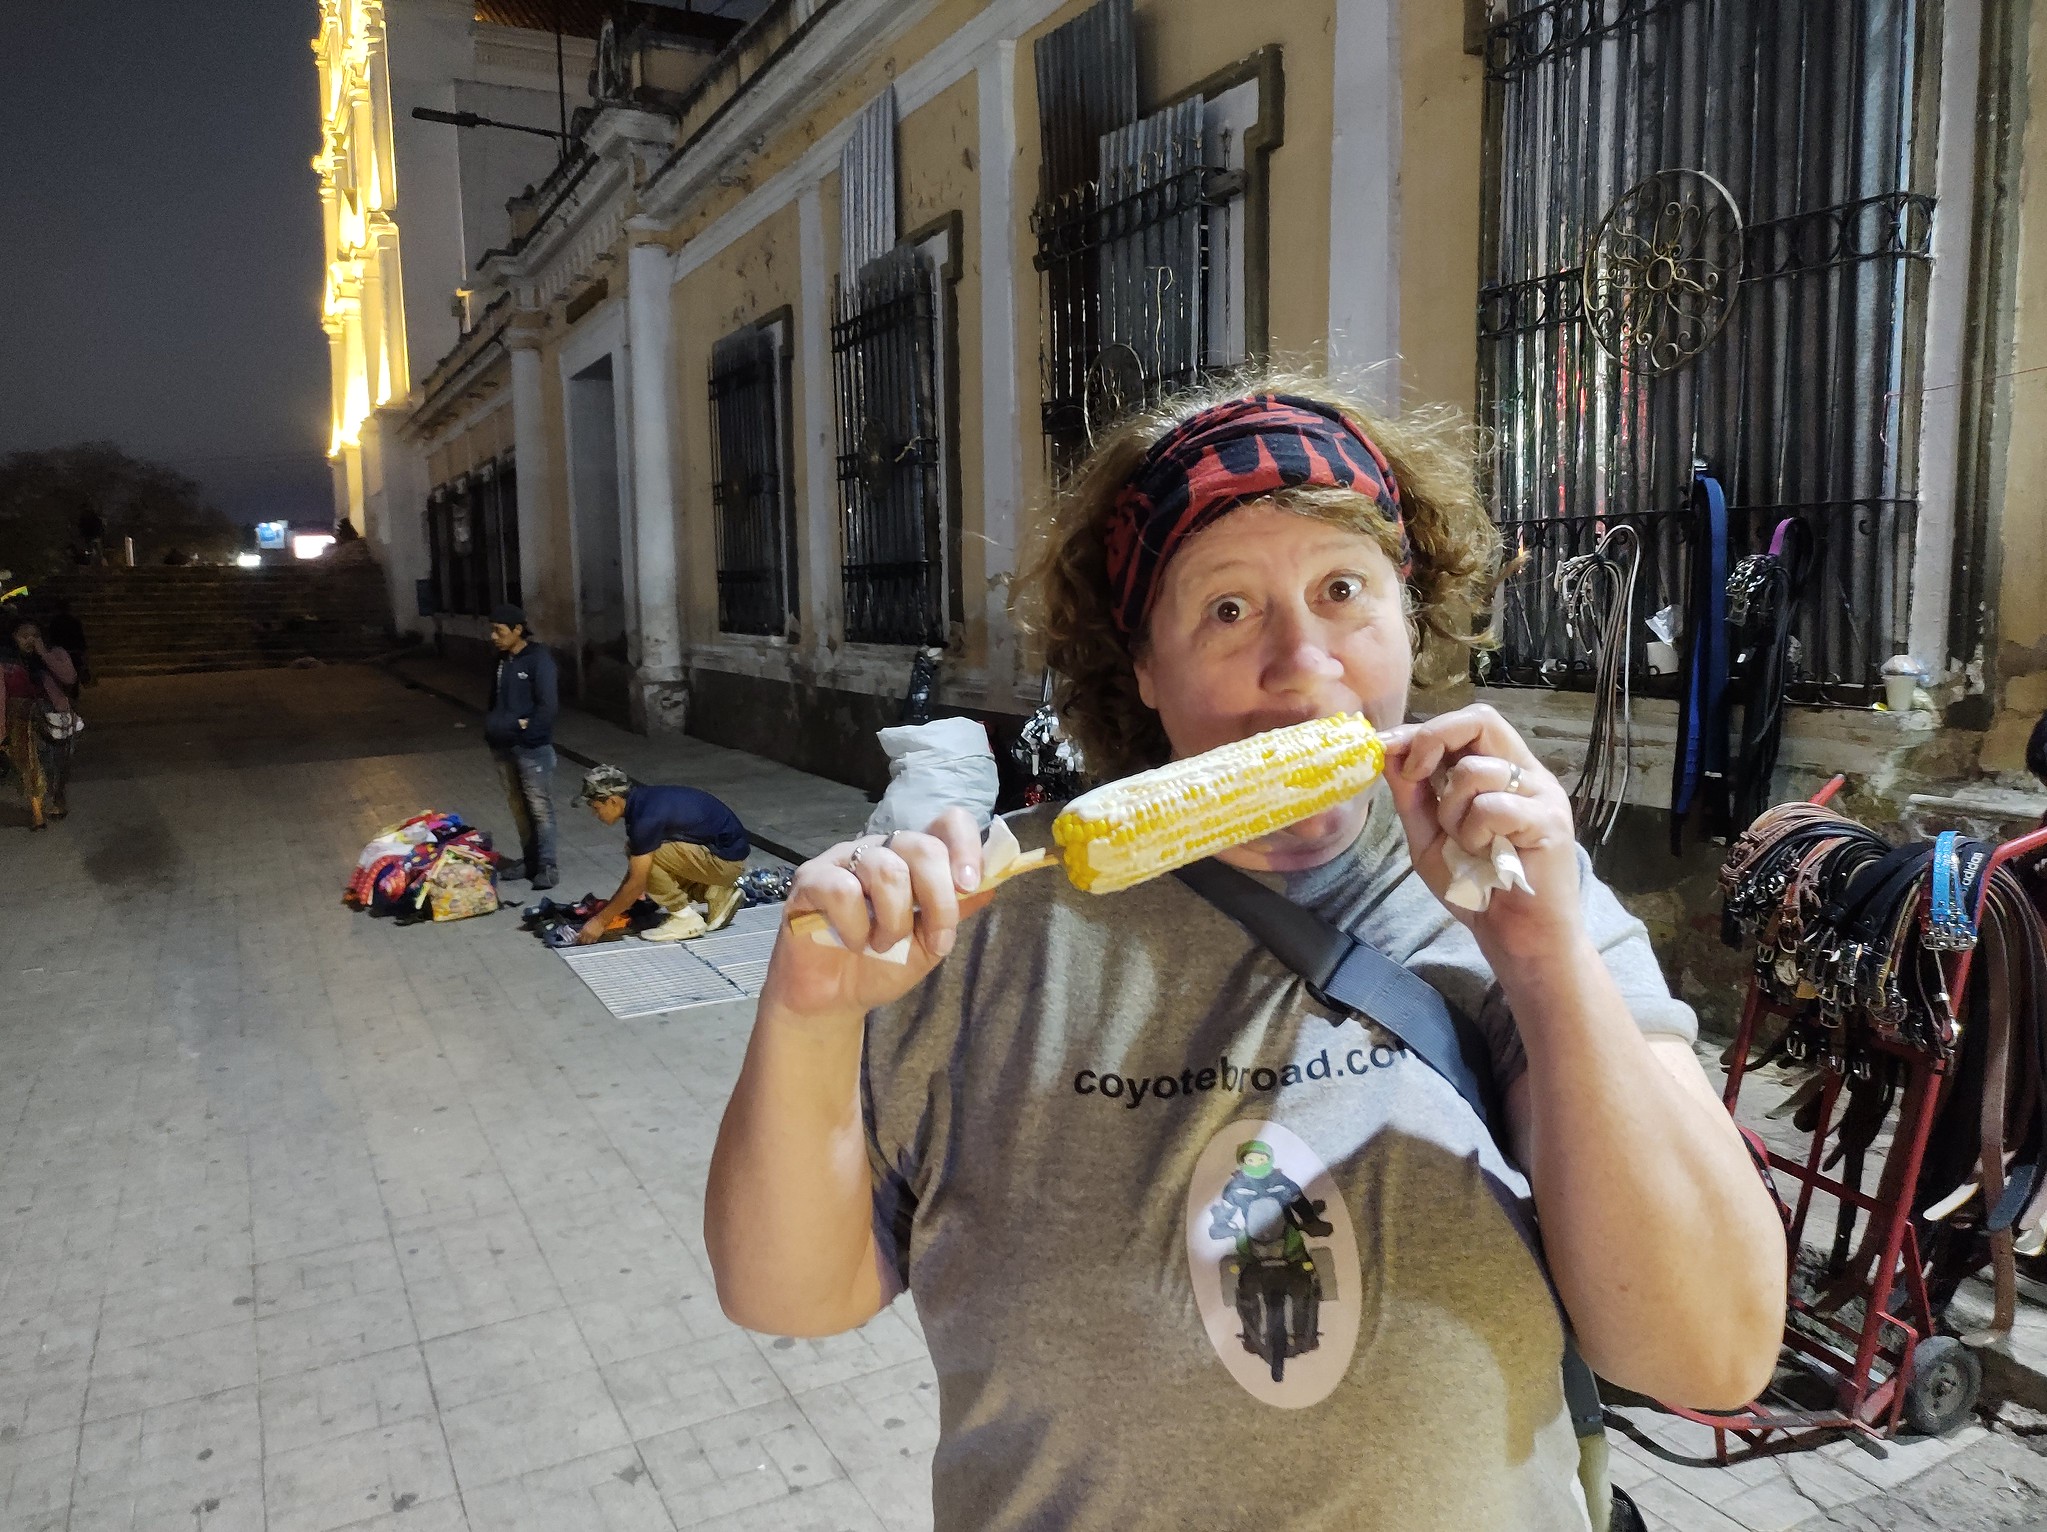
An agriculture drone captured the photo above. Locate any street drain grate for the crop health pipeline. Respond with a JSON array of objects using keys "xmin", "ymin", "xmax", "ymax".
[{"xmin": 556, "ymin": 903, "xmax": 787, "ymax": 1018}]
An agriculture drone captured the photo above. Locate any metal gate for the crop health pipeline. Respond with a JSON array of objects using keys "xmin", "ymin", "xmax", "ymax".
[
  {"xmin": 831, "ymin": 246, "xmax": 945, "ymax": 646},
  {"xmin": 710, "ymin": 327, "xmax": 789, "ymax": 637},
  {"xmin": 1031, "ymin": 0, "xmax": 1234, "ymax": 465},
  {"xmin": 1478, "ymin": 0, "xmax": 1939, "ymax": 705}
]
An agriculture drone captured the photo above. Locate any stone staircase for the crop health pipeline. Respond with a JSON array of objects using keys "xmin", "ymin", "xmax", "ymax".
[{"xmin": 42, "ymin": 562, "xmax": 397, "ymax": 678}]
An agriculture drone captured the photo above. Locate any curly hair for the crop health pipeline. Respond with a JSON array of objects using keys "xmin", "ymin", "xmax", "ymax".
[{"xmin": 1019, "ymin": 372, "xmax": 1503, "ymax": 781}]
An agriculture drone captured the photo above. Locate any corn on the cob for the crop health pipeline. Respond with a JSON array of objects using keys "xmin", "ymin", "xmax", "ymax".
[{"xmin": 1051, "ymin": 714, "xmax": 1385, "ymax": 894}]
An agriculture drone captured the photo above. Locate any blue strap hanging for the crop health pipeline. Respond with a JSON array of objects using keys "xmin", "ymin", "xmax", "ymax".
[{"xmin": 1671, "ymin": 471, "xmax": 1731, "ymax": 852}]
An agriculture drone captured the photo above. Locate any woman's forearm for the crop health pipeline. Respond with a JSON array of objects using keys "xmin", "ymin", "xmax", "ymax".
[
  {"xmin": 705, "ymin": 998, "xmax": 890, "ymax": 1337},
  {"xmin": 1502, "ymin": 935, "xmax": 1786, "ymax": 1408}
]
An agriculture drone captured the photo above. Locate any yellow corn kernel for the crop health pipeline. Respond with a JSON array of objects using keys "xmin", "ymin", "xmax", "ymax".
[{"xmin": 1052, "ymin": 714, "xmax": 1385, "ymax": 893}]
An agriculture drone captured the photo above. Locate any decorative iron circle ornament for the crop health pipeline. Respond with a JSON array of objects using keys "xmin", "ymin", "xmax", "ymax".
[{"xmin": 1583, "ymin": 169, "xmax": 1745, "ymax": 377}]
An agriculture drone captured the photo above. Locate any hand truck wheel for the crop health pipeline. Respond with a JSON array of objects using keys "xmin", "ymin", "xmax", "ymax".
[{"xmin": 1903, "ymin": 1335, "xmax": 1982, "ymax": 1437}]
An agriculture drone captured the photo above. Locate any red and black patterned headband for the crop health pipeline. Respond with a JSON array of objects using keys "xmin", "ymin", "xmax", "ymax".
[{"xmin": 1103, "ymin": 393, "xmax": 1410, "ymax": 639}]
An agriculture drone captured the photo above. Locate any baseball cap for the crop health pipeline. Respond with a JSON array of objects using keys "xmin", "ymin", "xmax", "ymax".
[{"xmin": 579, "ymin": 764, "xmax": 632, "ymax": 803}]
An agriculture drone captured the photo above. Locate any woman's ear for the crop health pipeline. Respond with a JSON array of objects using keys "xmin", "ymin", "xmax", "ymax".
[{"xmin": 1132, "ymin": 650, "xmax": 1156, "ymax": 710}]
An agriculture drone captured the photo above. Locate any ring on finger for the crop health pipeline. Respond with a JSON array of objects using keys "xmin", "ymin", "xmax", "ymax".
[
  {"xmin": 1506, "ymin": 762, "xmax": 1525, "ymax": 796},
  {"xmin": 846, "ymin": 842, "xmax": 871, "ymax": 871}
]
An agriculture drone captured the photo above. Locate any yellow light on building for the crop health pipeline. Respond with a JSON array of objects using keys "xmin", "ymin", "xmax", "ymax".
[
  {"xmin": 341, "ymin": 369, "xmax": 371, "ymax": 447},
  {"xmin": 313, "ymin": 0, "xmax": 405, "ymax": 508}
]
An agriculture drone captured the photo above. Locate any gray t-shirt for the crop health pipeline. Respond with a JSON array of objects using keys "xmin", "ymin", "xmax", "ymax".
[{"xmin": 863, "ymin": 788, "xmax": 1697, "ymax": 1531}]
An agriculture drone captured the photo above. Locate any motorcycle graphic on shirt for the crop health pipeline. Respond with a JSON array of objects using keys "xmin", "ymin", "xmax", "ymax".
[
  {"xmin": 1185, "ymin": 1120, "xmax": 1362, "ymax": 1408},
  {"xmin": 1208, "ymin": 1140, "xmax": 1335, "ymax": 1384}
]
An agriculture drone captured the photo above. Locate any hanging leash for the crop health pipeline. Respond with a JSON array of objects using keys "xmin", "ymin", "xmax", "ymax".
[
  {"xmin": 1727, "ymin": 518, "xmax": 1814, "ymax": 832},
  {"xmin": 1556, "ymin": 524, "xmax": 1641, "ymax": 846},
  {"xmin": 1671, "ymin": 469, "xmax": 1732, "ymax": 852}
]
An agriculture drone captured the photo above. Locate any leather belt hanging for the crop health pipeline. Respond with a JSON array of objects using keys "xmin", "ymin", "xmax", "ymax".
[
  {"xmin": 1727, "ymin": 518, "xmax": 1814, "ymax": 833},
  {"xmin": 1671, "ymin": 470, "xmax": 1732, "ymax": 853},
  {"xmin": 1722, "ymin": 802, "xmax": 2047, "ymax": 1342}
]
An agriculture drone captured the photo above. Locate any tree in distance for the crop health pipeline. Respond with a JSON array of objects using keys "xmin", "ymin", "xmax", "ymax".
[{"xmin": 0, "ymin": 443, "xmax": 243, "ymax": 580}]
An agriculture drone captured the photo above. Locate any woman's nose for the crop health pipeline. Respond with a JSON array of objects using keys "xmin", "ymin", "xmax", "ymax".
[{"xmin": 1263, "ymin": 603, "xmax": 1344, "ymax": 688}]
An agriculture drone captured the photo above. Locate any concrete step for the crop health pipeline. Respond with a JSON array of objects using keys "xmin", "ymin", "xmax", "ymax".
[{"xmin": 41, "ymin": 564, "xmax": 396, "ymax": 676}]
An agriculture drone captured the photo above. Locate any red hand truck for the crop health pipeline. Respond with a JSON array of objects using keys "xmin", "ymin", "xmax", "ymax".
[{"xmin": 1656, "ymin": 774, "xmax": 2047, "ymax": 1460}]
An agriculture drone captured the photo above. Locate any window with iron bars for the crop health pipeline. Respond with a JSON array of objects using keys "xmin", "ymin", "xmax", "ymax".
[
  {"xmin": 830, "ymin": 241, "xmax": 953, "ymax": 647},
  {"xmin": 426, "ymin": 454, "xmax": 519, "ymax": 617},
  {"xmin": 709, "ymin": 319, "xmax": 794, "ymax": 638},
  {"xmin": 1029, "ymin": 0, "xmax": 1265, "ymax": 468},
  {"xmin": 1475, "ymin": 0, "xmax": 1939, "ymax": 706}
]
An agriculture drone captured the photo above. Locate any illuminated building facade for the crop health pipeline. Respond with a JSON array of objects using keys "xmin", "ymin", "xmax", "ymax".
[
  {"xmin": 312, "ymin": 0, "xmax": 404, "ymax": 520},
  {"xmin": 310, "ymin": 0, "xmax": 594, "ymax": 626}
]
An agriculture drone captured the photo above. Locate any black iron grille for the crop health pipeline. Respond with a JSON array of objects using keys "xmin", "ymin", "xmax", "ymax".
[
  {"xmin": 427, "ymin": 455, "xmax": 518, "ymax": 618},
  {"xmin": 1478, "ymin": 0, "xmax": 1937, "ymax": 705},
  {"xmin": 709, "ymin": 327, "xmax": 789, "ymax": 637},
  {"xmin": 1032, "ymin": 98, "xmax": 1230, "ymax": 464},
  {"xmin": 831, "ymin": 246, "xmax": 945, "ymax": 647}
]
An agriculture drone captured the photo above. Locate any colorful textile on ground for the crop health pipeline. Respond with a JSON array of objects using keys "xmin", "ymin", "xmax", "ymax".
[
  {"xmin": 423, "ymin": 844, "xmax": 499, "ymax": 922},
  {"xmin": 1104, "ymin": 393, "xmax": 1410, "ymax": 638},
  {"xmin": 518, "ymin": 893, "xmax": 668, "ymax": 946},
  {"xmin": 343, "ymin": 811, "xmax": 500, "ymax": 922}
]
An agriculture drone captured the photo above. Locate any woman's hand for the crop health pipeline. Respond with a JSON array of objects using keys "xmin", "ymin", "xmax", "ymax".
[
  {"xmin": 1380, "ymin": 704, "xmax": 1583, "ymax": 963},
  {"xmin": 762, "ymin": 807, "xmax": 995, "ymax": 1024}
]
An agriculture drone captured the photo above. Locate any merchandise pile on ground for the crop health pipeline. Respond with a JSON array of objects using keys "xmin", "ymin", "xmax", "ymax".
[{"xmin": 341, "ymin": 809, "xmax": 504, "ymax": 923}]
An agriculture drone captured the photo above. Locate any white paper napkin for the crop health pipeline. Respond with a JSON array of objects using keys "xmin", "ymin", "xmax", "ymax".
[{"xmin": 1431, "ymin": 767, "xmax": 1536, "ymax": 912}]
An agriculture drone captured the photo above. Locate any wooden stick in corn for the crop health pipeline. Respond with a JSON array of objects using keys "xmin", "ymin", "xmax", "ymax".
[{"xmin": 1052, "ymin": 713, "xmax": 1386, "ymax": 894}]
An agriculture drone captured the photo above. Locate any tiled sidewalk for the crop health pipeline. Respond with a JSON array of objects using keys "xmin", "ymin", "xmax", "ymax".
[{"xmin": 0, "ymin": 667, "xmax": 928, "ymax": 1532}]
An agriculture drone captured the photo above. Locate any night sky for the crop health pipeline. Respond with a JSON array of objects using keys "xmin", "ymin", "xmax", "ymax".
[{"xmin": 0, "ymin": 2, "xmax": 333, "ymax": 527}]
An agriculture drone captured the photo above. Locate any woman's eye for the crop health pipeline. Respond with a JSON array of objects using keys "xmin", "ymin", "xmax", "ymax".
[
  {"xmin": 1210, "ymin": 597, "xmax": 1246, "ymax": 625},
  {"xmin": 1325, "ymin": 575, "xmax": 1362, "ymax": 603}
]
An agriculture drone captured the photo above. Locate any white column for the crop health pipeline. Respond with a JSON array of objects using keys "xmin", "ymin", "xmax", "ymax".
[
  {"xmin": 1906, "ymin": 0, "xmax": 1984, "ymax": 676},
  {"xmin": 1326, "ymin": 0, "xmax": 1403, "ymax": 411},
  {"xmin": 977, "ymin": 40, "xmax": 1024, "ymax": 699},
  {"xmin": 508, "ymin": 328, "xmax": 550, "ymax": 630},
  {"xmin": 798, "ymin": 185, "xmax": 840, "ymax": 665},
  {"xmin": 627, "ymin": 235, "xmax": 684, "ymax": 692}
]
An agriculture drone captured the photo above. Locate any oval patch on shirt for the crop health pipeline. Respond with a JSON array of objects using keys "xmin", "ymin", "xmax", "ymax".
[{"xmin": 1184, "ymin": 1119, "xmax": 1361, "ymax": 1408}]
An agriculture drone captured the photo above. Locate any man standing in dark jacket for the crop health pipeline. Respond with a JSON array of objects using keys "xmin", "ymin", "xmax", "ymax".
[{"xmin": 485, "ymin": 604, "xmax": 559, "ymax": 889}]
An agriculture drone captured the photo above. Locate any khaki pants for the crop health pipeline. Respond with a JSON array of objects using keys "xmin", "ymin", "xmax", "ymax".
[{"xmin": 646, "ymin": 841, "xmax": 747, "ymax": 929}]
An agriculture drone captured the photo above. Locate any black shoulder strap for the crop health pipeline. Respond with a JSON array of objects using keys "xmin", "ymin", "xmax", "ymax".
[{"xmin": 1174, "ymin": 858, "xmax": 1503, "ymax": 1130}]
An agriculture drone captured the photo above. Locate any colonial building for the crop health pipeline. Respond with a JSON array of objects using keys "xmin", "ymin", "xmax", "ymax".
[{"xmin": 384, "ymin": 0, "xmax": 2047, "ymax": 1008}]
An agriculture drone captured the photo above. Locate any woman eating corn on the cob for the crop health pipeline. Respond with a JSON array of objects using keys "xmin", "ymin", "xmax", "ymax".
[{"xmin": 707, "ymin": 379, "xmax": 1786, "ymax": 1531}]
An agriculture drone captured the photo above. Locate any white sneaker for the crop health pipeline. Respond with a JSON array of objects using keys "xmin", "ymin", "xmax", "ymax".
[
  {"xmin": 643, "ymin": 909, "xmax": 708, "ymax": 943},
  {"xmin": 705, "ymin": 884, "xmax": 743, "ymax": 932}
]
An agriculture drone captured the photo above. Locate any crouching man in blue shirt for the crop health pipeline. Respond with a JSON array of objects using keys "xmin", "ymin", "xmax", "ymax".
[{"xmin": 576, "ymin": 764, "xmax": 752, "ymax": 944}]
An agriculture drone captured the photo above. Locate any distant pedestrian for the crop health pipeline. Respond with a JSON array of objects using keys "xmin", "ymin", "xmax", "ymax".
[
  {"xmin": 575, "ymin": 764, "xmax": 750, "ymax": 944},
  {"xmin": 485, "ymin": 604, "xmax": 559, "ymax": 890},
  {"xmin": 12, "ymin": 617, "xmax": 78, "ymax": 819},
  {"xmin": 0, "ymin": 620, "xmax": 49, "ymax": 831},
  {"xmin": 77, "ymin": 509, "xmax": 104, "ymax": 565}
]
